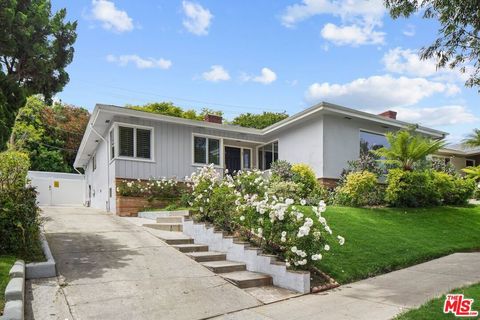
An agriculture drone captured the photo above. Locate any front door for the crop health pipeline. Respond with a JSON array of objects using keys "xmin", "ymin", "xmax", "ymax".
[{"xmin": 225, "ymin": 146, "xmax": 242, "ymax": 174}]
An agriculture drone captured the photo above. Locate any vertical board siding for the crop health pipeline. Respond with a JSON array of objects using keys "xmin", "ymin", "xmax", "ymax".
[{"xmin": 113, "ymin": 118, "xmax": 265, "ymax": 180}]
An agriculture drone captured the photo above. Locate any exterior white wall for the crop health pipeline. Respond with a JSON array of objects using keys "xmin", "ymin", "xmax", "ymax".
[
  {"xmin": 27, "ymin": 171, "xmax": 85, "ymax": 206},
  {"xmin": 322, "ymin": 114, "xmax": 396, "ymax": 179},
  {"xmin": 273, "ymin": 115, "xmax": 324, "ymax": 177},
  {"xmin": 84, "ymin": 137, "xmax": 116, "ymax": 212}
]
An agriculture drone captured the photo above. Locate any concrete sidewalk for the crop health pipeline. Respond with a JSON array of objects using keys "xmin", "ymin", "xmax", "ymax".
[
  {"xmin": 27, "ymin": 206, "xmax": 261, "ymax": 320},
  {"xmin": 213, "ymin": 252, "xmax": 480, "ymax": 320}
]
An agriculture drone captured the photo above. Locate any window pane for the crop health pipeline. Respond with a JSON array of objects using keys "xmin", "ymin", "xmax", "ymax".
[
  {"xmin": 360, "ymin": 131, "xmax": 388, "ymax": 155},
  {"xmin": 194, "ymin": 136, "xmax": 207, "ymax": 164},
  {"xmin": 208, "ymin": 139, "xmax": 220, "ymax": 165},
  {"xmin": 136, "ymin": 129, "xmax": 151, "ymax": 159},
  {"xmin": 110, "ymin": 130, "xmax": 115, "ymax": 160},
  {"xmin": 119, "ymin": 126, "xmax": 134, "ymax": 157},
  {"xmin": 243, "ymin": 149, "xmax": 251, "ymax": 169}
]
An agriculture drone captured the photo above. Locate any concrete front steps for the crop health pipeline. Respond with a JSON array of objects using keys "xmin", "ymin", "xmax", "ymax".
[
  {"xmin": 132, "ymin": 211, "xmax": 301, "ymax": 302},
  {"xmin": 174, "ymin": 242, "xmax": 274, "ymax": 289}
]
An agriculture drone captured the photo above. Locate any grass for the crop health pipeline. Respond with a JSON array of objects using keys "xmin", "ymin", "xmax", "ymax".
[
  {"xmin": 0, "ymin": 256, "xmax": 16, "ymax": 314},
  {"xmin": 395, "ymin": 283, "xmax": 480, "ymax": 319},
  {"xmin": 308, "ymin": 205, "xmax": 480, "ymax": 284}
]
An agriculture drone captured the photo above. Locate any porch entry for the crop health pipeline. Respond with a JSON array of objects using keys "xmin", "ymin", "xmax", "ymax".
[{"xmin": 224, "ymin": 146, "xmax": 242, "ymax": 173}]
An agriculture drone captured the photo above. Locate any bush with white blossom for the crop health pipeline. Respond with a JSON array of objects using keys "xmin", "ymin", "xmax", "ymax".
[
  {"xmin": 116, "ymin": 177, "xmax": 186, "ymax": 200},
  {"xmin": 187, "ymin": 165, "xmax": 345, "ymax": 270}
]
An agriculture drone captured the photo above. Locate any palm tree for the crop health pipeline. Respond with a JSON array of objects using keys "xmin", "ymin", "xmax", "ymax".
[
  {"xmin": 462, "ymin": 166, "xmax": 480, "ymax": 180},
  {"xmin": 373, "ymin": 129, "xmax": 446, "ymax": 171},
  {"xmin": 463, "ymin": 129, "xmax": 480, "ymax": 147}
]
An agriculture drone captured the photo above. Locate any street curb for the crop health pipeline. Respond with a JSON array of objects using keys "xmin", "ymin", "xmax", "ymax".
[
  {"xmin": 26, "ymin": 232, "xmax": 56, "ymax": 279},
  {"xmin": 1, "ymin": 260, "xmax": 25, "ymax": 320}
]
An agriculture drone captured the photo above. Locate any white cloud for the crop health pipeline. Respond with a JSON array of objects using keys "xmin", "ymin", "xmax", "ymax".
[
  {"xmin": 91, "ymin": 0, "xmax": 133, "ymax": 32},
  {"xmin": 281, "ymin": 0, "xmax": 386, "ymax": 46},
  {"xmin": 320, "ymin": 23, "xmax": 384, "ymax": 46},
  {"xmin": 202, "ymin": 65, "xmax": 230, "ymax": 82},
  {"xmin": 242, "ymin": 68, "xmax": 277, "ymax": 85},
  {"xmin": 393, "ymin": 106, "xmax": 478, "ymax": 126},
  {"xmin": 305, "ymin": 75, "xmax": 460, "ymax": 108},
  {"xmin": 106, "ymin": 54, "xmax": 172, "ymax": 69},
  {"xmin": 182, "ymin": 1, "xmax": 213, "ymax": 36},
  {"xmin": 382, "ymin": 47, "xmax": 470, "ymax": 83},
  {"xmin": 403, "ymin": 24, "xmax": 415, "ymax": 37}
]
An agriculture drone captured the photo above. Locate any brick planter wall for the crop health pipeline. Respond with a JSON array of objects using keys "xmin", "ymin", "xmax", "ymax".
[
  {"xmin": 318, "ymin": 178, "xmax": 339, "ymax": 188},
  {"xmin": 116, "ymin": 196, "xmax": 171, "ymax": 217}
]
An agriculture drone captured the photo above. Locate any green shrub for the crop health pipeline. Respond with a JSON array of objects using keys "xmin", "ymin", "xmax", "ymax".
[
  {"xmin": 0, "ymin": 187, "xmax": 42, "ymax": 259},
  {"xmin": 432, "ymin": 172, "xmax": 475, "ymax": 205},
  {"xmin": 306, "ymin": 184, "xmax": 331, "ymax": 205},
  {"xmin": 385, "ymin": 169, "xmax": 440, "ymax": 207},
  {"xmin": 267, "ymin": 181, "xmax": 302, "ymax": 202},
  {"xmin": 271, "ymin": 160, "xmax": 293, "ymax": 181},
  {"xmin": 291, "ymin": 163, "xmax": 318, "ymax": 197},
  {"xmin": 0, "ymin": 151, "xmax": 30, "ymax": 191},
  {"xmin": 335, "ymin": 171, "xmax": 382, "ymax": 207}
]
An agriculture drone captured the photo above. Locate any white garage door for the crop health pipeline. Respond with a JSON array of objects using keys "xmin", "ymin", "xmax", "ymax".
[{"xmin": 28, "ymin": 171, "xmax": 85, "ymax": 206}]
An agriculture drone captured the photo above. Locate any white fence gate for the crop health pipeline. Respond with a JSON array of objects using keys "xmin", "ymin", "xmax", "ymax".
[{"xmin": 28, "ymin": 171, "xmax": 85, "ymax": 206}]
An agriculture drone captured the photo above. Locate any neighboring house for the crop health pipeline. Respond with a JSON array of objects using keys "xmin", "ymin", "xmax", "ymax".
[
  {"xmin": 74, "ymin": 102, "xmax": 447, "ymax": 213},
  {"xmin": 435, "ymin": 145, "xmax": 480, "ymax": 172}
]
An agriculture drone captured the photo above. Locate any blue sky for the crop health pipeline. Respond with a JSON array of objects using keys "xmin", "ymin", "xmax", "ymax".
[{"xmin": 51, "ymin": 0, "xmax": 479, "ymax": 142}]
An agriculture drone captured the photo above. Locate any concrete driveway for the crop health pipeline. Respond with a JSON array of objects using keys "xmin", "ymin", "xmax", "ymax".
[{"xmin": 26, "ymin": 206, "xmax": 261, "ymax": 320}]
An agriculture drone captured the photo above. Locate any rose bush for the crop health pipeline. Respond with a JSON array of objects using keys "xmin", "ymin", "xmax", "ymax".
[{"xmin": 187, "ymin": 164, "xmax": 345, "ymax": 270}]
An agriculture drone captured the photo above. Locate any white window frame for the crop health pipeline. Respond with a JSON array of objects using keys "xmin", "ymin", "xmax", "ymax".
[
  {"xmin": 223, "ymin": 145, "xmax": 253, "ymax": 170},
  {"xmin": 256, "ymin": 139, "xmax": 279, "ymax": 171},
  {"xmin": 113, "ymin": 122, "xmax": 155, "ymax": 163},
  {"xmin": 191, "ymin": 133, "xmax": 223, "ymax": 168},
  {"xmin": 466, "ymin": 159, "xmax": 476, "ymax": 167}
]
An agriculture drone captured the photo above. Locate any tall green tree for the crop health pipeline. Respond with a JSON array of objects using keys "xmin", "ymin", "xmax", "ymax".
[
  {"xmin": 0, "ymin": 0, "xmax": 77, "ymax": 150},
  {"xmin": 373, "ymin": 129, "xmax": 446, "ymax": 171},
  {"xmin": 127, "ymin": 102, "xmax": 223, "ymax": 120},
  {"xmin": 385, "ymin": 0, "xmax": 480, "ymax": 89},
  {"xmin": 232, "ymin": 112, "xmax": 288, "ymax": 129},
  {"xmin": 10, "ymin": 96, "xmax": 89, "ymax": 172}
]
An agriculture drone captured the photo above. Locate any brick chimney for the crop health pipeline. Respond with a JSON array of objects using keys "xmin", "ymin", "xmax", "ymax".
[
  {"xmin": 204, "ymin": 114, "xmax": 223, "ymax": 124},
  {"xmin": 378, "ymin": 110, "xmax": 397, "ymax": 120}
]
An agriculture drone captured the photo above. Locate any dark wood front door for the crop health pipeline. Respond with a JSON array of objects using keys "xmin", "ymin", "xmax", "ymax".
[{"xmin": 225, "ymin": 146, "xmax": 241, "ymax": 173}]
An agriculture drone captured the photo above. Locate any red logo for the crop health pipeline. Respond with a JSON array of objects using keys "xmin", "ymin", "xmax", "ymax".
[{"xmin": 444, "ymin": 294, "xmax": 478, "ymax": 317}]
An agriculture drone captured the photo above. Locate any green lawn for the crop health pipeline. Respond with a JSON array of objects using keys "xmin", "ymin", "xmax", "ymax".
[
  {"xmin": 0, "ymin": 256, "xmax": 16, "ymax": 314},
  {"xmin": 395, "ymin": 283, "xmax": 480, "ymax": 319},
  {"xmin": 310, "ymin": 205, "xmax": 480, "ymax": 284}
]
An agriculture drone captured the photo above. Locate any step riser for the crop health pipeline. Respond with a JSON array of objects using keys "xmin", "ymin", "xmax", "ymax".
[
  {"xmin": 156, "ymin": 217, "xmax": 183, "ymax": 223},
  {"xmin": 188, "ymin": 254, "xmax": 226, "ymax": 262},
  {"xmin": 226, "ymin": 277, "xmax": 273, "ymax": 289},
  {"xmin": 144, "ymin": 224, "xmax": 182, "ymax": 232},
  {"xmin": 175, "ymin": 245, "xmax": 209, "ymax": 253},
  {"xmin": 205, "ymin": 265, "xmax": 246, "ymax": 273},
  {"xmin": 164, "ymin": 239, "xmax": 194, "ymax": 245}
]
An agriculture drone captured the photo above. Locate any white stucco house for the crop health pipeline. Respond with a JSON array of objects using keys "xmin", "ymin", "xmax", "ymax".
[{"xmin": 74, "ymin": 101, "xmax": 476, "ymax": 213}]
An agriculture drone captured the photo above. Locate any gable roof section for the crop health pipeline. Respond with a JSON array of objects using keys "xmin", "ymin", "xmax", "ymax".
[{"xmin": 74, "ymin": 102, "xmax": 448, "ymax": 168}]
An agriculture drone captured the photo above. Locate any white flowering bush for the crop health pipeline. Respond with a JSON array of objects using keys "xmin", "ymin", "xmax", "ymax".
[
  {"xmin": 187, "ymin": 165, "xmax": 345, "ymax": 270},
  {"xmin": 116, "ymin": 177, "xmax": 186, "ymax": 200}
]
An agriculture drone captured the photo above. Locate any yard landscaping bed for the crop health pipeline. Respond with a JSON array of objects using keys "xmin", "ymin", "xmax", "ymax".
[
  {"xmin": 314, "ymin": 205, "xmax": 480, "ymax": 284},
  {"xmin": 394, "ymin": 282, "xmax": 480, "ymax": 319}
]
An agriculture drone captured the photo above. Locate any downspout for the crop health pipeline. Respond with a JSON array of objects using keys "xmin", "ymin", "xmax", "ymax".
[{"xmin": 90, "ymin": 123, "xmax": 111, "ymax": 212}]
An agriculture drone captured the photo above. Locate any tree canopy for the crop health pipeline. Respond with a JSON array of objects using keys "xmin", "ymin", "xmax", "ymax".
[
  {"xmin": 232, "ymin": 112, "xmax": 288, "ymax": 129},
  {"xmin": 0, "ymin": 0, "xmax": 77, "ymax": 150},
  {"xmin": 463, "ymin": 129, "xmax": 480, "ymax": 147},
  {"xmin": 385, "ymin": 0, "xmax": 480, "ymax": 89},
  {"xmin": 9, "ymin": 96, "xmax": 89, "ymax": 172},
  {"xmin": 127, "ymin": 102, "xmax": 223, "ymax": 121}
]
